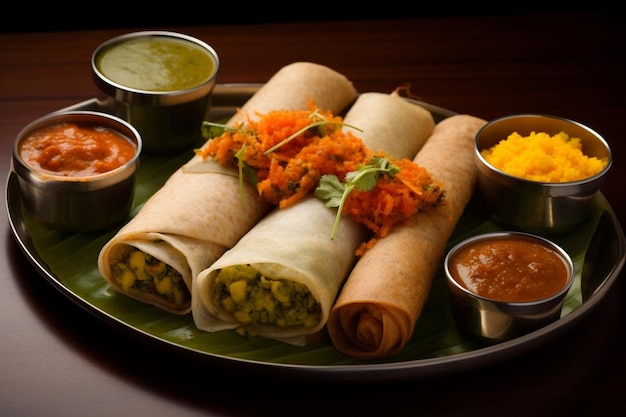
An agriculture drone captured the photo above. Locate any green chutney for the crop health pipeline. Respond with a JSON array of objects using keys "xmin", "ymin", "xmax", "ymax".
[{"xmin": 96, "ymin": 36, "xmax": 216, "ymax": 92}]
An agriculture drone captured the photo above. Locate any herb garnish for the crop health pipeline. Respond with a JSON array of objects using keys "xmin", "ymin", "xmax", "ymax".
[
  {"xmin": 201, "ymin": 121, "xmax": 235, "ymax": 139},
  {"xmin": 315, "ymin": 156, "xmax": 399, "ymax": 239}
]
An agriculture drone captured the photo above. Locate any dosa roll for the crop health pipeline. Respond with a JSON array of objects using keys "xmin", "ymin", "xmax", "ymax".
[
  {"xmin": 327, "ymin": 114, "xmax": 487, "ymax": 359},
  {"xmin": 192, "ymin": 92, "xmax": 436, "ymax": 345},
  {"xmin": 97, "ymin": 62, "xmax": 357, "ymax": 314}
]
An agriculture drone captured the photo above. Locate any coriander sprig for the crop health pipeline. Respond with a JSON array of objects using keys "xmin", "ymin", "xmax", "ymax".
[
  {"xmin": 201, "ymin": 121, "xmax": 234, "ymax": 139},
  {"xmin": 315, "ymin": 156, "xmax": 400, "ymax": 239}
]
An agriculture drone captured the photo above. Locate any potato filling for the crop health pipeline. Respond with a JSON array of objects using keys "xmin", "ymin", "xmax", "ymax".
[
  {"xmin": 213, "ymin": 264, "xmax": 321, "ymax": 328},
  {"xmin": 113, "ymin": 249, "xmax": 189, "ymax": 307}
]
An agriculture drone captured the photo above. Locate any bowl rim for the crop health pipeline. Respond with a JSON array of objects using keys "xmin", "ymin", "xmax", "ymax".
[
  {"xmin": 91, "ymin": 30, "xmax": 220, "ymax": 103},
  {"xmin": 444, "ymin": 231, "xmax": 575, "ymax": 306},
  {"xmin": 13, "ymin": 110, "xmax": 142, "ymax": 183},
  {"xmin": 474, "ymin": 113, "xmax": 613, "ymax": 187}
]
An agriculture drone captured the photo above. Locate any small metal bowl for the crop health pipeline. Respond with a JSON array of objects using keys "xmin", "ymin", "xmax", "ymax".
[
  {"xmin": 444, "ymin": 231, "xmax": 575, "ymax": 343},
  {"xmin": 12, "ymin": 110, "xmax": 142, "ymax": 233},
  {"xmin": 91, "ymin": 31, "xmax": 220, "ymax": 153},
  {"xmin": 475, "ymin": 114, "xmax": 612, "ymax": 234}
]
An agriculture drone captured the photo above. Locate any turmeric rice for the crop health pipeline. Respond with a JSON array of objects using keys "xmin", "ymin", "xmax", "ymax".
[{"xmin": 481, "ymin": 131, "xmax": 608, "ymax": 182}]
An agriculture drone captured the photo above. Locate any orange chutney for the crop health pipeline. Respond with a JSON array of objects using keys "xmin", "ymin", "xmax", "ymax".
[
  {"xmin": 19, "ymin": 122, "xmax": 136, "ymax": 177},
  {"xmin": 449, "ymin": 235, "xmax": 570, "ymax": 302}
]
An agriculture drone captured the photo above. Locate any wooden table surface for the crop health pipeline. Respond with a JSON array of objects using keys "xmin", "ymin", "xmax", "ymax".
[{"xmin": 1, "ymin": 13, "xmax": 624, "ymax": 417}]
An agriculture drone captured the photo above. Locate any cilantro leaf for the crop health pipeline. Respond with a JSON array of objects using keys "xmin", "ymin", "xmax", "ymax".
[
  {"xmin": 315, "ymin": 156, "xmax": 400, "ymax": 239},
  {"xmin": 315, "ymin": 175, "xmax": 346, "ymax": 208},
  {"xmin": 201, "ymin": 121, "xmax": 234, "ymax": 140}
]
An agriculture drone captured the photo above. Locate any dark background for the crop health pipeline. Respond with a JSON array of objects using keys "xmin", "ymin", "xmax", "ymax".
[{"xmin": 4, "ymin": 5, "xmax": 619, "ymax": 33}]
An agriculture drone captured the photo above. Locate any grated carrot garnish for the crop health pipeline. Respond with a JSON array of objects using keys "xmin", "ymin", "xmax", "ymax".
[
  {"xmin": 196, "ymin": 101, "xmax": 445, "ymax": 255},
  {"xmin": 341, "ymin": 157, "xmax": 444, "ymax": 255},
  {"xmin": 196, "ymin": 101, "xmax": 370, "ymax": 207}
]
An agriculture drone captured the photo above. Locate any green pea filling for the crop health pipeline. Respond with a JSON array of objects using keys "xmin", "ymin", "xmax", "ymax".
[{"xmin": 213, "ymin": 264, "xmax": 321, "ymax": 328}]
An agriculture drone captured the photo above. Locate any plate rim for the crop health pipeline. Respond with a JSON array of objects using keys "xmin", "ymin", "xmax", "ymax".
[{"xmin": 5, "ymin": 84, "xmax": 626, "ymax": 382}]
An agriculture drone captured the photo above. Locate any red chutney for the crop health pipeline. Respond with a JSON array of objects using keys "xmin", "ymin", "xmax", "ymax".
[
  {"xmin": 449, "ymin": 235, "xmax": 570, "ymax": 302},
  {"xmin": 19, "ymin": 122, "xmax": 136, "ymax": 177}
]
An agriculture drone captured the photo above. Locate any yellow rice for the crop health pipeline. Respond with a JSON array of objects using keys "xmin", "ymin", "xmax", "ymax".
[{"xmin": 481, "ymin": 131, "xmax": 608, "ymax": 182}]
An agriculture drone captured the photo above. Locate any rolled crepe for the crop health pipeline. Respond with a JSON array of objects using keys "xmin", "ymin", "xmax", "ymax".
[
  {"xmin": 97, "ymin": 62, "xmax": 358, "ymax": 314},
  {"xmin": 192, "ymin": 91, "xmax": 436, "ymax": 344},
  {"xmin": 327, "ymin": 114, "xmax": 487, "ymax": 359}
]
